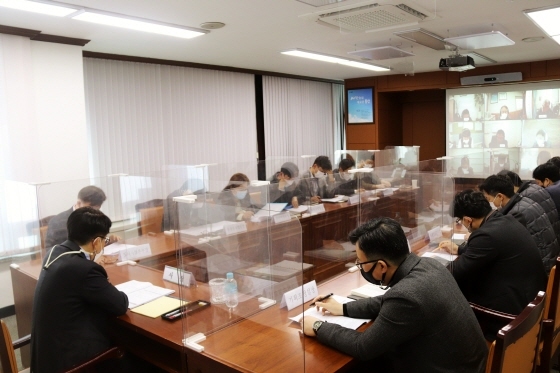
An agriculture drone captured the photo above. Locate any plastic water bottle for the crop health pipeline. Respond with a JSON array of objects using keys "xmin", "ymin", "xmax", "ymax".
[{"xmin": 225, "ymin": 272, "xmax": 238, "ymax": 308}]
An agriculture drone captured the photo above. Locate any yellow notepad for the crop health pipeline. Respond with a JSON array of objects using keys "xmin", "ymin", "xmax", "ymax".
[{"xmin": 131, "ymin": 296, "xmax": 187, "ymax": 318}]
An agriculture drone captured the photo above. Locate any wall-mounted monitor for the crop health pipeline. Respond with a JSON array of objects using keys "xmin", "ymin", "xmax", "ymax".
[{"xmin": 347, "ymin": 88, "xmax": 374, "ymax": 124}]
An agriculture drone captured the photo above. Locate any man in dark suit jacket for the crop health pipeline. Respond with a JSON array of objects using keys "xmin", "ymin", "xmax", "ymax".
[
  {"xmin": 301, "ymin": 218, "xmax": 487, "ymax": 373},
  {"xmin": 31, "ymin": 207, "xmax": 129, "ymax": 373},
  {"xmin": 533, "ymin": 162, "xmax": 560, "ymax": 213},
  {"xmin": 44, "ymin": 185, "xmax": 107, "ymax": 249},
  {"xmin": 441, "ymin": 190, "xmax": 546, "ymax": 339}
]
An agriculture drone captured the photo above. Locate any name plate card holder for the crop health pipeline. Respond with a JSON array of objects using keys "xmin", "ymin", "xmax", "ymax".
[
  {"xmin": 427, "ymin": 226, "xmax": 443, "ymax": 242},
  {"xmin": 118, "ymin": 243, "xmax": 152, "ymax": 262},
  {"xmin": 223, "ymin": 221, "xmax": 247, "ymax": 236},
  {"xmin": 309, "ymin": 204, "xmax": 326, "ymax": 215},
  {"xmin": 273, "ymin": 211, "xmax": 291, "ymax": 224},
  {"xmin": 280, "ymin": 280, "xmax": 319, "ymax": 311},
  {"xmin": 163, "ymin": 265, "xmax": 196, "ymax": 287},
  {"xmin": 348, "ymin": 195, "xmax": 360, "ymax": 205}
]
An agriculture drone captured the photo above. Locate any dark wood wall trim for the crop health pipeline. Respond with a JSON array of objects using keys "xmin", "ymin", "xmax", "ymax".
[
  {"xmin": 0, "ymin": 24, "xmax": 90, "ymax": 46},
  {"xmin": 83, "ymin": 51, "xmax": 343, "ymax": 85},
  {"xmin": 31, "ymin": 34, "xmax": 90, "ymax": 46},
  {"xmin": 0, "ymin": 25, "xmax": 40, "ymax": 38}
]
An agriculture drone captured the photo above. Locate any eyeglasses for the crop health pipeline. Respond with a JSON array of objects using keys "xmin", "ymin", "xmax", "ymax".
[
  {"xmin": 355, "ymin": 258, "xmax": 380, "ymax": 270},
  {"xmin": 96, "ymin": 236, "xmax": 110, "ymax": 245},
  {"xmin": 455, "ymin": 217, "xmax": 462, "ymax": 225}
]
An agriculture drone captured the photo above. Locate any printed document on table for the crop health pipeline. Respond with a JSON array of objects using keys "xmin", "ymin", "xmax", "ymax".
[
  {"xmin": 289, "ymin": 295, "xmax": 370, "ymax": 330},
  {"xmin": 115, "ymin": 280, "xmax": 175, "ymax": 309}
]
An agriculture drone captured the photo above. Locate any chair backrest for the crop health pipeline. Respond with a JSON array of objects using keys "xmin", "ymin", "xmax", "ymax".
[
  {"xmin": 545, "ymin": 260, "xmax": 560, "ymax": 352},
  {"xmin": 139, "ymin": 206, "xmax": 164, "ymax": 236},
  {"xmin": 0, "ymin": 319, "xmax": 19, "ymax": 373},
  {"xmin": 488, "ymin": 291, "xmax": 546, "ymax": 373}
]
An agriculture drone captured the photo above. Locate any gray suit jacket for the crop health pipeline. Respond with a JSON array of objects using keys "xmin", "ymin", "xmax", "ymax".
[
  {"xmin": 317, "ymin": 255, "xmax": 487, "ymax": 373},
  {"xmin": 44, "ymin": 208, "xmax": 72, "ymax": 248}
]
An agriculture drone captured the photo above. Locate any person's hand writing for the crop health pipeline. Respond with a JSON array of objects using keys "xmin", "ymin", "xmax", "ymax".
[
  {"xmin": 315, "ymin": 296, "xmax": 343, "ymax": 316},
  {"xmin": 242, "ymin": 211, "xmax": 254, "ymax": 220},
  {"xmin": 291, "ymin": 196, "xmax": 299, "ymax": 208},
  {"xmin": 310, "ymin": 196, "xmax": 321, "ymax": 204},
  {"xmin": 438, "ymin": 240, "xmax": 458, "ymax": 255}
]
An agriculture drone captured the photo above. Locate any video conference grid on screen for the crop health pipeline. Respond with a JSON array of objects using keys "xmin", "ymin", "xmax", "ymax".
[{"xmin": 446, "ymin": 82, "xmax": 560, "ymax": 179}]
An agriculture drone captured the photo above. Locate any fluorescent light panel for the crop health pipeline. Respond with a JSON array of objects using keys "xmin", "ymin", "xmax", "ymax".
[
  {"xmin": 0, "ymin": 0, "xmax": 78, "ymax": 16},
  {"xmin": 393, "ymin": 28, "xmax": 449, "ymax": 51},
  {"xmin": 444, "ymin": 31, "xmax": 514, "ymax": 50},
  {"xmin": 72, "ymin": 10, "xmax": 206, "ymax": 39},
  {"xmin": 525, "ymin": 5, "xmax": 560, "ymax": 46},
  {"xmin": 282, "ymin": 49, "xmax": 390, "ymax": 72}
]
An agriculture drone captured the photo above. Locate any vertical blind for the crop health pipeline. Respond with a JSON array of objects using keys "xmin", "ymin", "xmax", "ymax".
[
  {"xmin": 83, "ymin": 58, "xmax": 257, "ymax": 219},
  {"xmin": 262, "ymin": 76, "xmax": 341, "ymax": 176}
]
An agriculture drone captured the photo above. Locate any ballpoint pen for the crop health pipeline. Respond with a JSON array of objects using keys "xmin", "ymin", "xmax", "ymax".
[{"xmin": 309, "ymin": 293, "xmax": 333, "ymax": 307}]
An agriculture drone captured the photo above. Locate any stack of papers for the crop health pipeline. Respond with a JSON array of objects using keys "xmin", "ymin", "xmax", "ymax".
[
  {"xmin": 252, "ymin": 203, "xmax": 288, "ymax": 221},
  {"xmin": 322, "ymin": 195, "xmax": 348, "ymax": 203},
  {"xmin": 115, "ymin": 280, "xmax": 175, "ymax": 309},
  {"xmin": 421, "ymin": 251, "xmax": 457, "ymax": 266},
  {"xmin": 350, "ymin": 284, "xmax": 389, "ymax": 298},
  {"xmin": 289, "ymin": 295, "xmax": 371, "ymax": 330}
]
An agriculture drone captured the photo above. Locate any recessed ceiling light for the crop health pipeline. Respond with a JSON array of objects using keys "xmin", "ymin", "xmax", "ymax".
[
  {"xmin": 393, "ymin": 28, "xmax": 450, "ymax": 51},
  {"xmin": 0, "ymin": 0, "xmax": 78, "ymax": 17},
  {"xmin": 72, "ymin": 10, "xmax": 208, "ymax": 39},
  {"xmin": 525, "ymin": 5, "xmax": 560, "ymax": 38},
  {"xmin": 522, "ymin": 36, "xmax": 545, "ymax": 42},
  {"xmin": 281, "ymin": 49, "xmax": 390, "ymax": 71}
]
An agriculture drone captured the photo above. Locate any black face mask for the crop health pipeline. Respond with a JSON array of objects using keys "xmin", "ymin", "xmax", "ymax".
[{"xmin": 360, "ymin": 262, "xmax": 380, "ymax": 285}]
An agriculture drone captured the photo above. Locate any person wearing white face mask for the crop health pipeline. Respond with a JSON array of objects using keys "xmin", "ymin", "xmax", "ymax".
[
  {"xmin": 218, "ymin": 173, "xmax": 258, "ymax": 221},
  {"xmin": 333, "ymin": 159, "xmax": 364, "ymax": 196},
  {"xmin": 295, "ymin": 156, "xmax": 336, "ymax": 204},
  {"xmin": 456, "ymin": 156, "xmax": 474, "ymax": 176},
  {"xmin": 479, "ymin": 175, "xmax": 559, "ymax": 274}
]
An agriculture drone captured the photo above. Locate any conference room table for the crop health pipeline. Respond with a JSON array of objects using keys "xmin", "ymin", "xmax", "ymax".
[{"xmin": 11, "ymin": 258, "xmax": 370, "ymax": 372}]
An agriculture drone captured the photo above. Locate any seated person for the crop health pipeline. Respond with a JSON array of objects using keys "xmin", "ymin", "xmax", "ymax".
[
  {"xmin": 301, "ymin": 217, "xmax": 487, "ymax": 372},
  {"xmin": 332, "ymin": 159, "xmax": 361, "ymax": 196},
  {"xmin": 533, "ymin": 129, "xmax": 549, "ymax": 148},
  {"xmin": 163, "ymin": 180, "xmax": 205, "ymax": 230},
  {"xmin": 461, "ymin": 109, "xmax": 472, "ymax": 122},
  {"xmin": 45, "ymin": 186, "xmax": 112, "ymax": 249},
  {"xmin": 488, "ymin": 129, "xmax": 508, "ymax": 148},
  {"xmin": 479, "ymin": 175, "xmax": 559, "ymax": 274},
  {"xmin": 439, "ymin": 190, "xmax": 546, "ymax": 339},
  {"xmin": 492, "ymin": 154, "xmax": 509, "ymax": 173},
  {"xmin": 498, "ymin": 105, "xmax": 509, "ymax": 120},
  {"xmin": 31, "ymin": 207, "xmax": 131, "ymax": 373},
  {"xmin": 537, "ymin": 99, "xmax": 554, "ymax": 118},
  {"xmin": 455, "ymin": 128, "xmax": 472, "ymax": 148},
  {"xmin": 294, "ymin": 156, "xmax": 336, "ymax": 204},
  {"xmin": 533, "ymin": 162, "xmax": 560, "ymax": 213},
  {"xmin": 268, "ymin": 162, "xmax": 300, "ymax": 206},
  {"xmin": 217, "ymin": 173, "xmax": 257, "ymax": 221},
  {"xmin": 456, "ymin": 156, "xmax": 474, "ymax": 176},
  {"xmin": 357, "ymin": 155, "xmax": 390, "ymax": 189}
]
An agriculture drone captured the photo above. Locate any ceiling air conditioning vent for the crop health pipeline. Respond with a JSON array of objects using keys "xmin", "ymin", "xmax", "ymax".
[{"xmin": 314, "ymin": 2, "xmax": 433, "ymax": 32}]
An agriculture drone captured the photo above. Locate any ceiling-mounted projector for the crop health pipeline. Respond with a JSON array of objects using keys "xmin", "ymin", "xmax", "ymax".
[{"xmin": 439, "ymin": 55, "xmax": 475, "ymax": 72}]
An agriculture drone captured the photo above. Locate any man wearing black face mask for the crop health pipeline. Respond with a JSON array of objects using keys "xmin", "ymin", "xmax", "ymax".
[
  {"xmin": 439, "ymin": 190, "xmax": 546, "ymax": 340},
  {"xmin": 301, "ymin": 217, "xmax": 487, "ymax": 373}
]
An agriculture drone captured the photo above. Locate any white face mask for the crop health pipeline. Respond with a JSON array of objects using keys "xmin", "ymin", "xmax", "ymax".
[
  {"xmin": 500, "ymin": 113, "xmax": 508, "ymax": 120},
  {"xmin": 463, "ymin": 117, "xmax": 470, "ymax": 122},
  {"xmin": 285, "ymin": 179, "xmax": 294, "ymax": 186},
  {"xmin": 341, "ymin": 173, "xmax": 353, "ymax": 181},
  {"xmin": 235, "ymin": 190, "xmax": 247, "ymax": 199},
  {"xmin": 315, "ymin": 172, "xmax": 327, "ymax": 180},
  {"xmin": 537, "ymin": 139, "xmax": 545, "ymax": 147}
]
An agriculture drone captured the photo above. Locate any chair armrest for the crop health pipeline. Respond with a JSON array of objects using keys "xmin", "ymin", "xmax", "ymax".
[
  {"xmin": 13, "ymin": 334, "xmax": 31, "ymax": 350},
  {"xmin": 64, "ymin": 346, "xmax": 124, "ymax": 373},
  {"xmin": 470, "ymin": 302, "xmax": 517, "ymax": 322}
]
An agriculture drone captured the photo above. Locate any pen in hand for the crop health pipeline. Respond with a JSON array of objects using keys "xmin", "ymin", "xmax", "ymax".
[{"xmin": 309, "ymin": 293, "xmax": 333, "ymax": 307}]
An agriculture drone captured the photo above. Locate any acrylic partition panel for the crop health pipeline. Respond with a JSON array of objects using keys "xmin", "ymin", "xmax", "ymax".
[{"xmin": 174, "ymin": 182, "xmax": 306, "ymax": 372}]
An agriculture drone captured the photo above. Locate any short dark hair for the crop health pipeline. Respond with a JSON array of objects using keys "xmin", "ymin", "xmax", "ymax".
[
  {"xmin": 497, "ymin": 170, "xmax": 523, "ymax": 187},
  {"xmin": 533, "ymin": 163, "xmax": 560, "ymax": 183},
  {"xmin": 348, "ymin": 217, "xmax": 409, "ymax": 265},
  {"xmin": 77, "ymin": 186, "xmax": 106, "ymax": 207},
  {"xmin": 451, "ymin": 189, "xmax": 492, "ymax": 219},
  {"xmin": 548, "ymin": 156, "xmax": 560, "ymax": 169},
  {"xmin": 338, "ymin": 159, "xmax": 355, "ymax": 171},
  {"xmin": 67, "ymin": 207, "xmax": 112, "ymax": 245},
  {"xmin": 479, "ymin": 175, "xmax": 514, "ymax": 198},
  {"xmin": 313, "ymin": 156, "xmax": 332, "ymax": 171}
]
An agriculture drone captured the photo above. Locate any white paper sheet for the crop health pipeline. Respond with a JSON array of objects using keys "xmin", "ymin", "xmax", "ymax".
[
  {"xmin": 115, "ymin": 280, "xmax": 175, "ymax": 309},
  {"xmin": 289, "ymin": 295, "xmax": 371, "ymax": 330}
]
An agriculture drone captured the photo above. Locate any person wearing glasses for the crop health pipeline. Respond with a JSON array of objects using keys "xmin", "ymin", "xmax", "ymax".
[
  {"xmin": 31, "ymin": 207, "xmax": 130, "ymax": 373},
  {"xmin": 300, "ymin": 217, "xmax": 487, "ymax": 373},
  {"xmin": 295, "ymin": 156, "xmax": 336, "ymax": 204},
  {"xmin": 45, "ymin": 185, "xmax": 119, "ymax": 249},
  {"xmin": 439, "ymin": 190, "xmax": 546, "ymax": 340}
]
